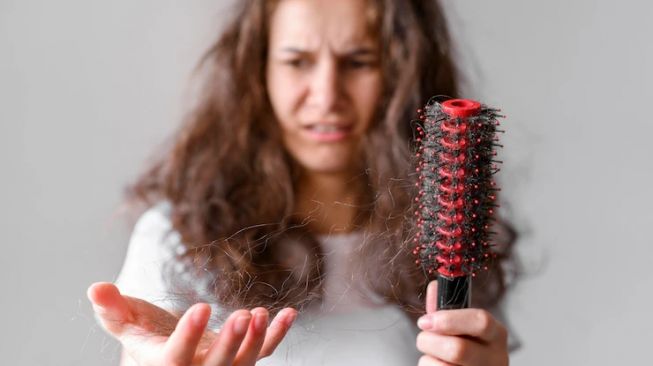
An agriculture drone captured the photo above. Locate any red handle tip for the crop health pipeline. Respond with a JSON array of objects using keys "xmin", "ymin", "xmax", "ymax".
[{"xmin": 441, "ymin": 99, "xmax": 481, "ymax": 118}]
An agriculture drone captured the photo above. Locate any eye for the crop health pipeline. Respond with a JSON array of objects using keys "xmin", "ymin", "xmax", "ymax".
[
  {"xmin": 284, "ymin": 58, "xmax": 311, "ymax": 69},
  {"xmin": 345, "ymin": 58, "xmax": 377, "ymax": 69}
]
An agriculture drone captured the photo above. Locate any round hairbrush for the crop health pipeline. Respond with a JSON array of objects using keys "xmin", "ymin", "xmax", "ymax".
[{"xmin": 413, "ymin": 97, "xmax": 503, "ymax": 310}]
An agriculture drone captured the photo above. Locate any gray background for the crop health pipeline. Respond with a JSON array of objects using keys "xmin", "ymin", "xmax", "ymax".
[{"xmin": 1, "ymin": 0, "xmax": 651, "ymax": 364}]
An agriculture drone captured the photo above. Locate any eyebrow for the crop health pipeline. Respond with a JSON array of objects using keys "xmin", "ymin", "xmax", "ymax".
[{"xmin": 279, "ymin": 47, "xmax": 377, "ymax": 57}]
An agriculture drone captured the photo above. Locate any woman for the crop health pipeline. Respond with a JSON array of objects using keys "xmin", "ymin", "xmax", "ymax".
[{"xmin": 88, "ymin": 0, "xmax": 518, "ymax": 365}]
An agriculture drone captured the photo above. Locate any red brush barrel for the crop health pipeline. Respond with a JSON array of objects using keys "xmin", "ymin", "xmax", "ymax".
[
  {"xmin": 436, "ymin": 99, "xmax": 481, "ymax": 279},
  {"xmin": 413, "ymin": 97, "xmax": 502, "ymax": 309}
]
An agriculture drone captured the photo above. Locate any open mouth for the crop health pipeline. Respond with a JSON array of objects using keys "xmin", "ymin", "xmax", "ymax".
[{"xmin": 303, "ymin": 124, "xmax": 353, "ymax": 142}]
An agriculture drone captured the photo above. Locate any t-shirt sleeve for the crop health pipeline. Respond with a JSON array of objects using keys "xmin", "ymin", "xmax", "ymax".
[
  {"xmin": 113, "ymin": 203, "xmax": 229, "ymax": 329},
  {"xmin": 114, "ymin": 202, "xmax": 181, "ymax": 312}
]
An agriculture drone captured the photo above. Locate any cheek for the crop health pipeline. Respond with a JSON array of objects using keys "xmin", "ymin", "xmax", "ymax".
[
  {"xmin": 267, "ymin": 69, "xmax": 302, "ymax": 117},
  {"xmin": 266, "ymin": 70, "xmax": 302, "ymax": 147},
  {"xmin": 352, "ymin": 74, "xmax": 383, "ymax": 127}
]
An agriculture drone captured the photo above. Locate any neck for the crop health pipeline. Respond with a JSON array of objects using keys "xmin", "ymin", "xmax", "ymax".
[{"xmin": 295, "ymin": 170, "xmax": 366, "ymax": 234}]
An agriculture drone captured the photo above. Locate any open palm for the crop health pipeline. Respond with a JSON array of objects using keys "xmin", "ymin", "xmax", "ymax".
[{"xmin": 87, "ymin": 282, "xmax": 296, "ymax": 366}]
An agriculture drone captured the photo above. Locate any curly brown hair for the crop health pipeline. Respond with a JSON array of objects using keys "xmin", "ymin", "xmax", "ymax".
[{"xmin": 126, "ymin": 0, "xmax": 519, "ymax": 322}]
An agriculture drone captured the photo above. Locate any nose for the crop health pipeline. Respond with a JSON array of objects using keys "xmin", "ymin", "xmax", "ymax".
[{"xmin": 307, "ymin": 58, "xmax": 342, "ymax": 114}]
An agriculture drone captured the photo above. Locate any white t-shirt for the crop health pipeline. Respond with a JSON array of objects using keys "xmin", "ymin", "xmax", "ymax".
[{"xmin": 115, "ymin": 203, "xmax": 422, "ymax": 365}]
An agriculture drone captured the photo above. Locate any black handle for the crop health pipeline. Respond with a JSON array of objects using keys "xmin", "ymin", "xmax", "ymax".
[{"xmin": 437, "ymin": 275, "xmax": 471, "ymax": 310}]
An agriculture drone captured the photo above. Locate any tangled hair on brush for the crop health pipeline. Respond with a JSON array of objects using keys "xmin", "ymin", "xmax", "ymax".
[{"xmin": 126, "ymin": 0, "xmax": 520, "ymax": 322}]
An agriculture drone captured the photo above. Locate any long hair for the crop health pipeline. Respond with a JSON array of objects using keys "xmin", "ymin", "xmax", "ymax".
[{"xmin": 126, "ymin": 0, "xmax": 519, "ymax": 321}]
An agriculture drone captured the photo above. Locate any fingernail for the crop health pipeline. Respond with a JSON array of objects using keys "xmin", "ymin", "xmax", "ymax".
[
  {"xmin": 233, "ymin": 315, "xmax": 250, "ymax": 336},
  {"xmin": 285, "ymin": 311, "xmax": 297, "ymax": 326},
  {"xmin": 254, "ymin": 312, "xmax": 268, "ymax": 332},
  {"xmin": 191, "ymin": 305, "xmax": 209, "ymax": 327},
  {"xmin": 279, "ymin": 311, "xmax": 297, "ymax": 328},
  {"xmin": 417, "ymin": 316, "xmax": 432, "ymax": 330}
]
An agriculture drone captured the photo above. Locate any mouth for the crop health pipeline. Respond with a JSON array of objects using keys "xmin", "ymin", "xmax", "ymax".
[{"xmin": 302, "ymin": 123, "xmax": 353, "ymax": 142}]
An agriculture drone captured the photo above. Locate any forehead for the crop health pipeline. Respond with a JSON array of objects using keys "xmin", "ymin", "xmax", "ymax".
[{"xmin": 268, "ymin": 0, "xmax": 376, "ymax": 51}]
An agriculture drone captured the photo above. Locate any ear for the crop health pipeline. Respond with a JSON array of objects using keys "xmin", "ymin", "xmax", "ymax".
[{"xmin": 426, "ymin": 280, "xmax": 438, "ymax": 314}]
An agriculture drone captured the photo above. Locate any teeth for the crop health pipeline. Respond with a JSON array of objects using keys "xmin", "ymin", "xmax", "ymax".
[{"xmin": 309, "ymin": 125, "xmax": 344, "ymax": 133}]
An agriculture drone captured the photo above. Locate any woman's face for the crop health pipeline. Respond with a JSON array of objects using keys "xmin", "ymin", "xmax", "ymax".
[{"xmin": 266, "ymin": 0, "xmax": 382, "ymax": 175}]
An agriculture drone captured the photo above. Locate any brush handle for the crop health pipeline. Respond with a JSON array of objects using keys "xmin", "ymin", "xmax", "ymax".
[{"xmin": 437, "ymin": 275, "xmax": 471, "ymax": 310}]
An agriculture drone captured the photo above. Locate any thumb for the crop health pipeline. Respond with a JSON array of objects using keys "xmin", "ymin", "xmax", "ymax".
[
  {"xmin": 87, "ymin": 282, "xmax": 135, "ymax": 335},
  {"xmin": 426, "ymin": 280, "xmax": 438, "ymax": 314}
]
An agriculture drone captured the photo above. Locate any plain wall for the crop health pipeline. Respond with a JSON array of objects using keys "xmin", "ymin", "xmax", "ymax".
[{"xmin": 1, "ymin": 0, "xmax": 651, "ymax": 364}]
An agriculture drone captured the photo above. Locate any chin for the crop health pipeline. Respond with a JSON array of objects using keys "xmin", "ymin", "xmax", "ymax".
[
  {"xmin": 295, "ymin": 156, "xmax": 354, "ymax": 175},
  {"xmin": 300, "ymin": 162, "xmax": 350, "ymax": 175},
  {"xmin": 288, "ymin": 144, "xmax": 361, "ymax": 175}
]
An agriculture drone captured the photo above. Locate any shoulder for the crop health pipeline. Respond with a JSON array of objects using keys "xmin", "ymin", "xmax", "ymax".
[
  {"xmin": 114, "ymin": 201, "xmax": 184, "ymax": 309},
  {"xmin": 125, "ymin": 201, "xmax": 186, "ymax": 269},
  {"xmin": 116, "ymin": 202, "xmax": 229, "ymax": 322},
  {"xmin": 132, "ymin": 201, "xmax": 175, "ymax": 241}
]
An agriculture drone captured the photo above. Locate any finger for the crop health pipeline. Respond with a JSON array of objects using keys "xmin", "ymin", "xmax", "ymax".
[
  {"xmin": 123, "ymin": 295, "xmax": 180, "ymax": 335},
  {"xmin": 416, "ymin": 331, "xmax": 485, "ymax": 366},
  {"xmin": 87, "ymin": 282, "xmax": 134, "ymax": 335},
  {"xmin": 203, "ymin": 310, "xmax": 251, "ymax": 366},
  {"xmin": 257, "ymin": 308, "xmax": 297, "ymax": 359},
  {"xmin": 418, "ymin": 354, "xmax": 460, "ymax": 366},
  {"xmin": 163, "ymin": 303, "xmax": 211, "ymax": 365},
  {"xmin": 417, "ymin": 309, "xmax": 505, "ymax": 343},
  {"xmin": 233, "ymin": 307, "xmax": 268, "ymax": 365},
  {"xmin": 426, "ymin": 280, "xmax": 438, "ymax": 314}
]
